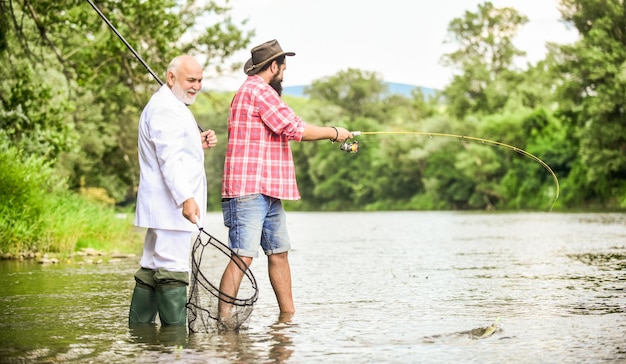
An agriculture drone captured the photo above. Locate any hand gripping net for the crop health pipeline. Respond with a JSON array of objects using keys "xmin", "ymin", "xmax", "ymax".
[{"xmin": 187, "ymin": 228, "xmax": 259, "ymax": 332}]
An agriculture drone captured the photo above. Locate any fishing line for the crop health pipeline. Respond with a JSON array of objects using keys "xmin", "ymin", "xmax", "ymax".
[{"xmin": 343, "ymin": 131, "xmax": 560, "ymax": 210}]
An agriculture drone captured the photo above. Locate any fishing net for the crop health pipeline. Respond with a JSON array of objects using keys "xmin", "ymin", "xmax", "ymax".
[{"xmin": 187, "ymin": 228, "xmax": 259, "ymax": 332}]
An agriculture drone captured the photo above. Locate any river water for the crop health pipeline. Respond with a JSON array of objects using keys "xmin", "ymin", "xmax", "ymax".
[{"xmin": 1, "ymin": 211, "xmax": 625, "ymax": 363}]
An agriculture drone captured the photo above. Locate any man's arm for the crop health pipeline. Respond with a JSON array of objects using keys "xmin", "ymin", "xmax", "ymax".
[{"xmin": 301, "ymin": 124, "xmax": 353, "ymax": 143}]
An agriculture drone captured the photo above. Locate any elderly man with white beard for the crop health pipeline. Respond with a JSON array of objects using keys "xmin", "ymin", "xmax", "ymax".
[{"xmin": 129, "ymin": 55, "xmax": 218, "ymax": 326}]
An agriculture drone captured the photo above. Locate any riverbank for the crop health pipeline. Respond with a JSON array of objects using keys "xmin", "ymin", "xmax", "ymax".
[{"xmin": 1, "ymin": 247, "xmax": 139, "ymax": 265}]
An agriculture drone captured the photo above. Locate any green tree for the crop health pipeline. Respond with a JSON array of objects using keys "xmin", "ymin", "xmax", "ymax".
[
  {"xmin": 555, "ymin": 0, "xmax": 626, "ymax": 207},
  {"xmin": 297, "ymin": 69, "xmax": 436, "ymax": 210},
  {"xmin": 305, "ymin": 68, "xmax": 388, "ymax": 120},
  {"xmin": 1, "ymin": 0, "xmax": 252, "ymax": 203},
  {"xmin": 441, "ymin": 1, "xmax": 528, "ymax": 118}
]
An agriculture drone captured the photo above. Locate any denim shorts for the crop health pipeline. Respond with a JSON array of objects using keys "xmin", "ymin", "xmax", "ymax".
[{"xmin": 221, "ymin": 194, "xmax": 291, "ymax": 258}]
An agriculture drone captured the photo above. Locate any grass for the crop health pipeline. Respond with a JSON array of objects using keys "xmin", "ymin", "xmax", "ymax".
[
  {"xmin": 42, "ymin": 192, "xmax": 144, "ymax": 256},
  {"xmin": 0, "ymin": 140, "xmax": 143, "ymax": 257}
]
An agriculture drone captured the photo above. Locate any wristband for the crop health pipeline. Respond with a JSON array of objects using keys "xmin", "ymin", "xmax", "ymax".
[{"xmin": 330, "ymin": 126, "xmax": 339, "ymax": 143}]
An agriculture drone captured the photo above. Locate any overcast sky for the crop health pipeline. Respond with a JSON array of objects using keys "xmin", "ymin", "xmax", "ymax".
[{"xmin": 207, "ymin": 0, "xmax": 579, "ymax": 91}]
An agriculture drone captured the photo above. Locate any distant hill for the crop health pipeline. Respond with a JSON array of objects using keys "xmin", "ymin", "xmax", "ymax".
[{"xmin": 283, "ymin": 82, "xmax": 437, "ymax": 98}]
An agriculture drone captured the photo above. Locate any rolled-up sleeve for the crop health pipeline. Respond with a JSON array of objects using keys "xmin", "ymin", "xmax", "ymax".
[{"xmin": 258, "ymin": 88, "xmax": 305, "ymax": 142}]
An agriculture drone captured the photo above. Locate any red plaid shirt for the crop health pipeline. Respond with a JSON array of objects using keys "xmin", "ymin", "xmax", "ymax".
[{"xmin": 222, "ymin": 75, "xmax": 306, "ymax": 200}]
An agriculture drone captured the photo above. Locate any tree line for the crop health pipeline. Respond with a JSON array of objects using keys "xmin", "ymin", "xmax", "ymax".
[
  {"xmin": 2, "ymin": 1, "xmax": 625, "ymax": 226},
  {"xmin": 196, "ymin": 1, "xmax": 626, "ymax": 211}
]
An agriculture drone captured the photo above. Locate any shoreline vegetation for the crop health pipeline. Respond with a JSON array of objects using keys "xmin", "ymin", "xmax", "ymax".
[
  {"xmin": 0, "ymin": 141, "xmax": 145, "ymax": 261},
  {"xmin": 0, "ymin": 134, "xmax": 619, "ymax": 265},
  {"xmin": 1, "ymin": 135, "xmax": 623, "ymax": 264}
]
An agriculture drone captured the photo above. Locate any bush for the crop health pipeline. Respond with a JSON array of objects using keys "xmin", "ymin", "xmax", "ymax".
[
  {"xmin": 0, "ymin": 140, "xmax": 57, "ymax": 252},
  {"xmin": 0, "ymin": 137, "xmax": 142, "ymax": 255},
  {"xmin": 41, "ymin": 192, "xmax": 141, "ymax": 254}
]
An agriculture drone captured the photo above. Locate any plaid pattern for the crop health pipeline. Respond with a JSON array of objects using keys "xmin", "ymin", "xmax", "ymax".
[{"xmin": 222, "ymin": 75, "xmax": 306, "ymax": 200}]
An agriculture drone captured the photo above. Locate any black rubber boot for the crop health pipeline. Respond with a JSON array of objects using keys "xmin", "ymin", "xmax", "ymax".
[
  {"xmin": 129, "ymin": 268, "xmax": 158, "ymax": 325},
  {"xmin": 155, "ymin": 269, "xmax": 189, "ymax": 326}
]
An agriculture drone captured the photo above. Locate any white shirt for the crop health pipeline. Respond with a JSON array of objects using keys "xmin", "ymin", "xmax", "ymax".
[{"xmin": 134, "ymin": 85, "xmax": 207, "ymax": 231}]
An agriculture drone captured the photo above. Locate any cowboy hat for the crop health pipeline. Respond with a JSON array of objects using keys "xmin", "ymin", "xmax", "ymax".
[{"xmin": 243, "ymin": 39, "xmax": 295, "ymax": 75}]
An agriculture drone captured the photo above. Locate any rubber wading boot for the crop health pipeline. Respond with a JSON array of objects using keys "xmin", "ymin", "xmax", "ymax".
[
  {"xmin": 155, "ymin": 269, "xmax": 189, "ymax": 326},
  {"xmin": 129, "ymin": 268, "xmax": 158, "ymax": 325}
]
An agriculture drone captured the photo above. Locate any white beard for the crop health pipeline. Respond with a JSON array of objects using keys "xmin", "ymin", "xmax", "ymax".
[{"xmin": 171, "ymin": 83, "xmax": 197, "ymax": 105}]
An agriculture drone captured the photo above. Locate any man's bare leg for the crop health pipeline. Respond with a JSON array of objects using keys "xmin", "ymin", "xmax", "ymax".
[
  {"xmin": 268, "ymin": 252, "xmax": 295, "ymax": 313},
  {"xmin": 218, "ymin": 256, "xmax": 253, "ymax": 318}
]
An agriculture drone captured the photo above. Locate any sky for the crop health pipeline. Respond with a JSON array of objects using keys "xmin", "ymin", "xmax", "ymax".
[{"xmin": 207, "ymin": 0, "xmax": 579, "ymax": 91}]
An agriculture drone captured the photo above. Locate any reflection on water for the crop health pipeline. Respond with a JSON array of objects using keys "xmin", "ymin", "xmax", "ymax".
[
  {"xmin": 0, "ymin": 212, "xmax": 625, "ymax": 363},
  {"xmin": 268, "ymin": 313, "xmax": 296, "ymax": 361},
  {"xmin": 129, "ymin": 325, "xmax": 189, "ymax": 348}
]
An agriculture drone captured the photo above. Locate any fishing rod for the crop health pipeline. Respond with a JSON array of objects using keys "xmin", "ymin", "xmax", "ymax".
[
  {"xmin": 86, "ymin": 0, "xmax": 206, "ymax": 132},
  {"xmin": 86, "ymin": 0, "xmax": 163, "ymax": 85},
  {"xmin": 340, "ymin": 131, "xmax": 560, "ymax": 210}
]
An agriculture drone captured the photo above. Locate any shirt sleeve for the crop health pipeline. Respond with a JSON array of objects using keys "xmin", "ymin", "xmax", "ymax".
[{"xmin": 257, "ymin": 87, "xmax": 305, "ymax": 142}]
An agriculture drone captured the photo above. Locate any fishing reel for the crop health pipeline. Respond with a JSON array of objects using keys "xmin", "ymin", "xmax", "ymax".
[
  {"xmin": 339, "ymin": 131, "xmax": 361, "ymax": 154},
  {"xmin": 340, "ymin": 140, "xmax": 359, "ymax": 153}
]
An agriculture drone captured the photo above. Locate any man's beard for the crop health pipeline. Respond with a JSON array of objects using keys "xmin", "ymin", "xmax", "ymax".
[
  {"xmin": 171, "ymin": 82, "xmax": 197, "ymax": 105},
  {"xmin": 269, "ymin": 74, "xmax": 283, "ymax": 96}
]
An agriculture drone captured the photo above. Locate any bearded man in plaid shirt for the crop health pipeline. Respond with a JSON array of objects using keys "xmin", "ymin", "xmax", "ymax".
[{"xmin": 218, "ymin": 39, "xmax": 352, "ymax": 319}]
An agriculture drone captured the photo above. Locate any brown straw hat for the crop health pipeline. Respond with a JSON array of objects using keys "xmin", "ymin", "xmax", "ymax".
[{"xmin": 243, "ymin": 39, "xmax": 295, "ymax": 75}]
